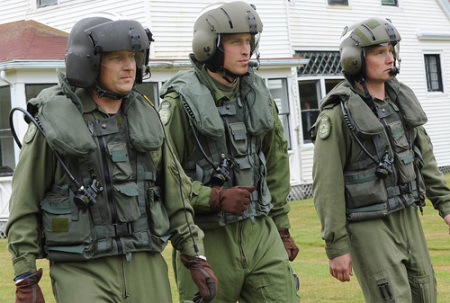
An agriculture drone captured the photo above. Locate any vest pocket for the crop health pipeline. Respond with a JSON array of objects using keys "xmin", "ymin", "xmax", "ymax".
[
  {"xmin": 107, "ymin": 142, "xmax": 133, "ymax": 181},
  {"xmin": 41, "ymin": 186, "xmax": 91, "ymax": 246},
  {"xmin": 344, "ymin": 167, "xmax": 388, "ymax": 209},
  {"xmin": 146, "ymin": 186, "xmax": 170, "ymax": 236},
  {"xmin": 387, "ymin": 120, "xmax": 409, "ymax": 151},
  {"xmin": 228, "ymin": 122, "xmax": 248, "ymax": 156},
  {"xmin": 394, "ymin": 150, "xmax": 416, "ymax": 184},
  {"xmin": 234, "ymin": 156, "xmax": 253, "ymax": 186},
  {"xmin": 113, "ymin": 183, "xmax": 140, "ymax": 222}
]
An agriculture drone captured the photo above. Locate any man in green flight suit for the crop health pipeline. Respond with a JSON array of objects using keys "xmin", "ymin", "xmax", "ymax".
[
  {"xmin": 6, "ymin": 16, "xmax": 216, "ymax": 303},
  {"xmin": 159, "ymin": 2, "xmax": 300, "ymax": 302},
  {"xmin": 311, "ymin": 17, "xmax": 450, "ymax": 302}
]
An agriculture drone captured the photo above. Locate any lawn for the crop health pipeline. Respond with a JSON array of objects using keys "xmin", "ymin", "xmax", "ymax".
[{"xmin": 1, "ymin": 174, "xmax": 449, "ymax": 302}]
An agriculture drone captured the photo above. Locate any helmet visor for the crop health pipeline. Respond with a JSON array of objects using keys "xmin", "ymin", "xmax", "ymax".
[
  {"xmin": 86, "ymin": 20, "xmax": 150, "ymax": 56},
  {"xmin": 217, "ymin": 32, "xmax": 260, "ymax": 57}
]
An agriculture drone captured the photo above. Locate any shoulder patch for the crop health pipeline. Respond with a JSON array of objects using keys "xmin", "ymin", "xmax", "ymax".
[
  {"xmin": 158, "ymin": 101, "xmax": 172, "ymax": 125},
  {"xmin": 23, "ymin": 123, "xmax": 38, "ymax": 144},
  {"xmin": 323, "ymin": 103, "xmax": 338, "ymax": 110},
  {"xmin": 318, "ymin": 115, "xmax": 332, "ymax": 140}
]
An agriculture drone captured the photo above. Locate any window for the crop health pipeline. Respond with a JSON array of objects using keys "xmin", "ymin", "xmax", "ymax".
[
  {"xmin": 424, "ymin": 54, "xmax": 443, "ymax": 92},
  {"xmin": 26, "ymin": 84, "xmax": 54, "ymax": 100},
  {"xmin": 0, "ymin": 86, "xmax": 14, "ymax": 175},
  {"xmin": 299, "ymin": 81, "xmax": 320, "ymax": 144},
  {"xmin": 36, "ymin": 0, "xmax": 72, "ymax": 7},
  {"xmin": 135, "ymin": 82, "xmax": 160, "ymax": 108},
  {"xmin": 296, "ymin": 51, "xmax": 344, "ymax": 143},
  {"xmin": 381, "ymin": 0, "xmax": 398, "ymax": 6},
  {"xmin": 328, "ymin": 0, "xmax": 349, "ymax": 5},
  {"xmin": 268, "ymin": 78, "xmax": 291, "ymax": 149},
  {"xmin": 299, "ymin": 79, "xmax": 342, "ymax": 143},
  {"xmin": 37, "ymin": 0, "xmax": 57, "ymax": 7}
]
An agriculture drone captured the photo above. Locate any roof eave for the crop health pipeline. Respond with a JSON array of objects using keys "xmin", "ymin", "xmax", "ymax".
[{"xmin": 0, "ymin": 59, "xmax": 65, "ymax": 71}]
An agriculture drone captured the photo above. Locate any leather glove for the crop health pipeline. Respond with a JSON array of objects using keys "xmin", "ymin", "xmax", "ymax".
[
  {"xmin": 278, "ymin": 228, "xmax": 299, "ymax": 261},
  {"xmin": 15, "ymin": 268, "xmax": 45, "ymax": 303},
  {"xmin": 210, "ymin": 186, "xmax": 255, "ymax": 216},
  {"xmin": 180, "ymin": 254, "xmax": 217, "ymax": 303}
]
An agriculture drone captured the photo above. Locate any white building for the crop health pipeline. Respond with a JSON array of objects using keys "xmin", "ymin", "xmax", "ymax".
[{"xmin": 1, "ymin": 0, "xmax": 450, "ymax": 236}]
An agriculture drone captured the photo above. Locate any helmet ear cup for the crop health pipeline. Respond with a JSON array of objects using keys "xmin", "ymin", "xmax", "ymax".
[
  {"xmin": 65, "ymin": 51, "xmax": 101, "ymax": 88},
  {"xmin": 192, "ymin": 22, "xmax": 217, "ymax": 62},
  {"xmin": 340, "ymin": 38, "xmax": 362, "ymax": 77}
]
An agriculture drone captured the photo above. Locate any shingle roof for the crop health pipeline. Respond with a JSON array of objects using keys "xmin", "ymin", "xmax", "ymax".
[{"xmin": 0, "ymin": 20, "xmax": 68, "ymax": 62}]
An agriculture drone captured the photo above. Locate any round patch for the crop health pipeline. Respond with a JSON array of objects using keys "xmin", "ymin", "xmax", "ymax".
[
  {"xmin": 318, "ymin": 115, "xmax": 332, "ymax": 140},
  {"xmin": 158, "ymin": 101, "xmax": 172, "ymax": 125},
  {"xmin": 23, "ymin": 123, "xmax": 38, "ymax": 144}
]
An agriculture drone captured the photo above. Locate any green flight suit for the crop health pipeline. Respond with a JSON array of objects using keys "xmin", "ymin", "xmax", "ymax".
[
  {"xmin": 160, "ymin": 56, "xmax": 300, "ymax": 303},
  {"xmin": 6, "ymin": 72, "xmax": 204, "ymax": 303},
  {"xmin": 312, "ymin": 78, "xmax": 450, "ymax": 302}
]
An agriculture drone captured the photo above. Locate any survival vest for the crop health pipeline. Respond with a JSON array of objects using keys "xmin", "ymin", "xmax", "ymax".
[
  {"xmin": 28, "ymin": 72, "xmax": 169, "ymax": 261},
  {"xmin": 160, "ymin": 56, "xmax": 274, "ymax": 229},
  {"xmin": 323, "ymin": 79, "xmax": 428, "ymax": 222}
]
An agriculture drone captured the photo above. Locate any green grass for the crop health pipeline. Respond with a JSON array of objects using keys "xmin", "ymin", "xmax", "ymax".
[{"xmin": 1, "ymin": 174, "xmax": 450, "ymax": 302}]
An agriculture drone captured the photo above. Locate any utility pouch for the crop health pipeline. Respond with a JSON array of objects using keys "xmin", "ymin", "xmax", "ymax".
[
  {"xmin": 394, "ymin": 150, "xmax": 416, "ymax": 184},
  {"xmin": 112, "ymin": 182, "xmax": 140, "ymax": 223},
  {"xmin": 344, "ymin": 166, "xmax": 388, "ymax": 210},
  {"xmin": 146, "ymin": 186, "xmax": 170, "ymax": 236},
  {"xmin": 41, "ymin": 184, "xmax": 91, "ymax": 247},
  {"xmin": 377, "ymin": 277, "xmax": 395, "ymax": 303}
]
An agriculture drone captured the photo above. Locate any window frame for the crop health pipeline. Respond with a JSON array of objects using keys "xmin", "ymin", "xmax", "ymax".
[
  {"xmin": 36, "ymin": 0, "xmax": 57, "ymax": 7},
  {"xmin": 328, "ymin": 0, "xmax": 349, "ymax": 5},
  {"xmin": 267, "ymin": 78, "xmax": 292, "ymax": 150},
  {"xmin": 298, "ymin": 76, "xmax": 344, "ymax": 144},
  {"xmin": 381, "ymin": 0, "xmax": 398, "ymax": 6},
  {"xmin": 0, "ymin": 85, "xmax": 14, "ymax": 175},
  {"xmin": 424, "ymin": 53, "xmax": 444, "ymax": 93}
]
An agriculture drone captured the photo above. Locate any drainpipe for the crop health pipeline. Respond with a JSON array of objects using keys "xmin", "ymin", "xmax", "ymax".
[{"xmin": 0, "ymin": 70, "xmax": 12, "ymax": 85}]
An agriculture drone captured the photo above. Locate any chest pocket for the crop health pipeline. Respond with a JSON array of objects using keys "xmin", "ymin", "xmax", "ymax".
[{"xmin": 228, "ymin": 122, "xmax": 248, "ymax": 156}]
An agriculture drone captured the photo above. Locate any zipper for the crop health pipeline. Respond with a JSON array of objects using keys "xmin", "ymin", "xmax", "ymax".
[
  {"xmin": 93, "ymin": 119, "xmax": 122, "ymax": 254},
  {"xmin": 238, "ymin": 221, "xmax": 248, "ymax": 268}
]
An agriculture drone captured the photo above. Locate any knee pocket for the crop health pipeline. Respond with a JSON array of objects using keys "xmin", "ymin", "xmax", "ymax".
[
  {"xmin": 254, "ymin": 263, "xmax": 300, "ymax": 302},
  {"xmin": 409, "ymin": 273, "xmax": 436, "ymax": 303}
]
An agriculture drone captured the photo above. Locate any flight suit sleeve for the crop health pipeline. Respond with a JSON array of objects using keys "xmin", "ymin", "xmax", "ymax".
[
  {"xmin": 160, "ymin": 92, "xmax": 212, "ymax": 212},
  {"xmin": 312, "ymin": 105, "xmax": 352, "ymax": 259},
  {"xmin": 6, "ymin": 124, "xmax": 58, "ymax": 277},
  {"xmin": 414, "ymin": 126, "xmax": 450, "ymax": 218},
  {"xmin": 158, "ymin": 137, "xmax": 205, "ymax": 256},
  {"xmin": 262, "ymin": 99, "xmax": 291, "ymax": 229}
]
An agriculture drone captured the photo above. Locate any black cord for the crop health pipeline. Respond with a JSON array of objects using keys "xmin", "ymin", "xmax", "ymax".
[{"xmin": 9, "ymin": 107, "xmax": 84, "ymax": 189}]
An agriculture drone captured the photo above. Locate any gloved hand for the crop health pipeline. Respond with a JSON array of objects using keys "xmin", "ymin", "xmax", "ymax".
[
  {"xmin": 210, "ymin": 186, "xmax": 255, "ymax": 216},
  {"xmin": 278, "ymin": 228, "xmax": 299, "ymax": 261},
  {"xmin": 15, "ymin": 268, "xmax": 45, "ymax": 303},
  {"xmin": 180, "ymin": 254, "xmax": 217, "ymax": 303}
]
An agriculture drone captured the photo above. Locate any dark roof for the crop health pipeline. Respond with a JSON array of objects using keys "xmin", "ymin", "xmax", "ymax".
[{"xmin": 0, "ymin": 20, "xmax": 68, "ymax": 62}]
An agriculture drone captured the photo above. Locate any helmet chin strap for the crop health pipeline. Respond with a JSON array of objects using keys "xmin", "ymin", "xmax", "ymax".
[
  {"xmin": 94, "ymin": 84, "xmax": 131, "ymax": 100},
  {"xmin": 221, "ymin": 69, "xmax": 240, "ymax": 84}
]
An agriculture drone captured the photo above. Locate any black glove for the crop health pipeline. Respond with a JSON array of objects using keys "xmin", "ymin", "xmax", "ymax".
[
  {"xmin": 180, "ymin": 254, "xmax": 217, "ymax": 303},
  {"xmin": 279, "ymin": 228, "xmax": 299, "ymax": 261},
  {"xmin": 15, "ymin": 268, "xmax": 45, "ymax": 303},
  {"xmin": 210, "ymin": 186, "xmax": 255, "ymax": 216}
]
